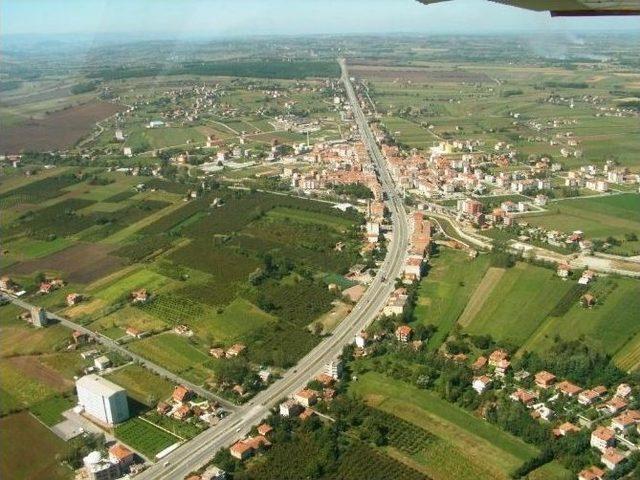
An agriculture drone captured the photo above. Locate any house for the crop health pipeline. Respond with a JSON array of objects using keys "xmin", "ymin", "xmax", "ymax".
[
  {"xmin": 510, "ymin": 389, "xmax": 538, "ymax": 406},
  {"xmin": 601, "ymin": 448, "xmax": 626, "ymax": 470},
  {"xmin": 209, "ymin": 348, "xmax": 225, "ymax": 359},
  {"xmin": 173, "ymin": 404, "xmax": 192, "ymax": 420},
  {"xmin": 472, "ymin": 375, "xmax": 492, "ymax": 394},
  {"xmin": 488, "ymin": 349, "xmax": 509, "ymax": 367},
  {"xmin": 494, "ymin": 359, "xmax": 511, "ymax": 377},
  {"xmin": 325, "ymin": 360, "xmax": 343, "ymax": 380},
  {"xmin": 579, "ymin": 386, "xmax": 607, "ymax": 406},
  {"xmin": 174, "ymin": 325, "xmax": 193, "ymax": 337},
  {"xmin": 556, "ymin": 380, "xmax": 583, "ymax": 397},
  {"xmin": 615, "ymin": 383, "xmax": 632, "ymax": 399},
  {"xmin": 294, "ymin": 389, "xmax": 318, "ymax": 408},
  {"xmin": 229, "ymin": 441, "xmax": 254, "ymax": 461},
  {"xmin": 579, "ymin": 270, "xmax": 596, "ymax": 285},
  {"xmin": 532, "ymin": 403, "xmax": 554, "ymax": 422},
  {"xmin": 355, "ymin": 331, "xmax": 368, "ymax": 348},
  {"xmin": 611, "ymin": 410, "xmax": 640, "ymax": 432},
  {"xmin": 590, "ymin": 426, "xmax": 616, "ymax": 452},
  {"xmin": 72, "ymin": 330, "xmax": 90, "ymax": 344},
  {"xmin": 581, "ymin": 293, "xmax": 597, "ymax": 307},
  {"xmin": 39, "ymin": 282, "xmax": 54, "ymax": 294},
  {"xmin": 173, "ymin": 385, "xmax": 193, "ymax": 404},
  {"xmin": 342, "ymin": 284, "xmax": 365, "ymax": 303},
  {"xmin": 300, "ymin": 408, "xmax": 315, "ymax": 421},
  {"xmin": 257, "ymin": 423, "xmax": 273, "ymax": 437},
  {"xmin": 108, "ymin": 443, "xmax": 135, "ymax": 468},
  {"xmin": 200, "ymin": 466, "xmax": 226, "ymax": 480},
  {"xmin": 534, "ymin": 371, "xmax": 557, "ymax": 389},
  {"xmin": 395, "ymin": 325, "xmax": 413, "ymax": 343},
  {"xmin": 94, "ymin": 355, "xmax": 111, "ymax": 371},
  {"xmin": 66, "ymin": 293, "xmax": 83, "ymax": 306},
  {"xmin": 603, "ymin": 397, "xmax": 628, "ymax": 415},
  {"xmin": 553, "ymin": 421, "xmax": 580, "ymax": 437},
  {"xmin": 125, "ymin": 326, "xmax": 145, "ymax": 339},
  {"xmin": 157, "ymin": 402, "xmax": 171, "ymax": 415},
  {"xmin": 130, "ymin": 289, "xmax": 148, "ymax": 303},
  {"xmin": 226, "ymin": 343, "xmax": 246, "ymax": 357},
  {"xmin": 578, "ymin": 466, "xmax": 606, "ymax": 480},
  {"xmin": 471, "ymin": 356, "xmax": 488, "ymax": 371},
  {"xmin": 279, "ymin": 400, "xmax": 303, "ymax": 417},
  {"xmin": 315, "ymin": 373, "xmax": 335, "ymax": 387},
  {"xmin": 556, "ymin": 263, "xmax": 571, "ymax": 278}
]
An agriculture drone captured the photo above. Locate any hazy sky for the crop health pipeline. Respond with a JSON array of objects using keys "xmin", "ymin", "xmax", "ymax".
[{"xmin": 3, "ymin": 0, "xmax": 639, "ymax": 37}]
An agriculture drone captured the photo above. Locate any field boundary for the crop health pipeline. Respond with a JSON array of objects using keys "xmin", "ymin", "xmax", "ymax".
[{"xmin": 457, "ymin": 267, "xmax": 505, "ymax": 327}]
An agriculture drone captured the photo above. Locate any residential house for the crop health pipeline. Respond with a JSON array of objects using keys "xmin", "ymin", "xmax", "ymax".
[
  {"xmin": 108, "ymin": 443, "xmax": 135, "ymax": 469},
  {"xmin": 579, "ymin": 386, "xmax": 607, "ymax": 406},
  {"xmin": 395, "ymin": 325, "xmax": 413, "ymax": 343},
  {"xmin": 494, "ymin": 359, "xmax": 511, "ymax": 377},
  {"xmin": 279, "ymin": 400, "xmax": 303, "ymax": 417},
  {"xmin": 94, "ymin": 355, "xmax": 111, "ymax": 371},
  {"xmin": 553, "ymin": 421, "xmax": 581, "ymax": 437},
  {"xmin": 226, "ymin": 343, "xmax": 246, "ymax": 357},
  {"xmin": 590, "ymin": 426, "xmax": 616, "ymax": 452},
  {"xmin": 66, "ymin": 293, "xmax": 83, "ymax": 306},
  {"xmin": 125, "ymin": 326, "xmax": 145, "ymax": 339},
  {"xmin": 603, "ymin": 397, "xmax": 628, "ymax": 415},
  {"xmin": 488, "ymin": 349, "xmax": 509, "ymax": 367},
  {"xmin": 472, "ymin": 375, "xmax": 492, "ymax": 394},
  {"xmin": 209, "ymin": 348, "xmax": 225, "ymax": 359},
  {"xmin": 130, "ymin": 289, "xmax": 148, "ymax": 303},
  {"xmin": 611, "ymin": 410, "xmax": 640, "ymax": 432},
  {"xmin": 294, "ymin": 389, "xmax": 318, "ymax": 408},
  {"xmin": 257, "ymin": 423, "xmax": 273, "ymax": 437},
  {"xmin": 556, "ymin": 263, "xmax": 571, "ymax": 278},
  {"xmin": 173, "ymin": 385, "xmax": 193, "ymax": 404},
  {"xmin": 534, "ymin": 371, "xmax": 557, "ymax": 389},
  {"xmin": 601, "ymin": 448, "xmax": 626, "ymax": 471},
  {"xmin": 616, "ymin": 383, "xmax": 632, "ymax": 399},
  {"xmin": 173, "ymin": 405, "xmax": 192, "ymax": 420},
  {"xmin": 578, "ymin": 466, "xmax": 606, "ymax": 480},
  {"xmin": 556, "ymin": 380, "xmax": 583, "ymax": 397},
  {"xmin": 510, "ymin": 389, "xmax": 538, "ymax": 406},
  {"xmin": 471, "ymin": 356, "xmax": 488, "ymax": 371}
]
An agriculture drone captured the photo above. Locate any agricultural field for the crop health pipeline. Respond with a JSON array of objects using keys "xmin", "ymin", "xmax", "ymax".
[
  {"xmin": 114, "ymin": 417, "xmax": 181, "ymax": 460},
  {"xmin": 413, "ymin": 248, "xmax": 491, "ymax": 351},
  {"xmin": 350, "ymin": 372, "xmax": 538, "ymax": 479},
  {"xmin": 463, "ymin": 262, "xmax": 575, "ymax": 347},
  {"xmin": 0, "ymin": 412, "xmax": 72, "ymax": 480},
  {"xmin": 105, "ymin": 364, "xmax": 174, "ymax": 407}
]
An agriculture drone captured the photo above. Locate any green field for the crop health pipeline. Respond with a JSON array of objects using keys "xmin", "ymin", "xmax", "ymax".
[
  {"xmin": 464, "ymin": 262, "xmax": 574, "ymax": 346},
  {"xmin": 413, "ymin": 249, "xmax": 491, "ymax": 351},
  {"xmin": 0, "ymin": 412, "xmax": 72, "ymax": 480},
  {"xmin": 523, "ymin": 276, "xmax": 640, "ymax": 359},
  {"xmin": 266, "ymin": 206, "xmax": 355, "ymax": 231},
  {"xmin": 524, "ymin": 193, "xmax": 640, "ymax": 240},
  {"xmin": 350, "ymin": 372, "xmax": 538, "ymax": 479},
  {"xmin": 29, "ymin": 395, "xmax": 75, "ymax": 426},
  {"xmin": 106, "ymin": 364, "xmax": 174, "ymax": 406},
  {"xmin": 114, "ymin": 417, "xmax": 181, "ymax": 459}
]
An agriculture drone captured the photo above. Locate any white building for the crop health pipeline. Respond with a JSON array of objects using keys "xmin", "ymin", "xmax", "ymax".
[
  {"xmin": 76, "ymin": 374, "xmax": 129, "ymax": 425},
  {"xmin": 325, "ymin": 360, "xmax": 343, "ymax": 380},
  {"xmin": 83, "ymin": 451, "xmax": 120, "ymax": 480}
]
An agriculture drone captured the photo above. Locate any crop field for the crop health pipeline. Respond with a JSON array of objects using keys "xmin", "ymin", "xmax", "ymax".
[
  {"xmin": 524, "ymin": 193, "xmax": 640, "ymax": 240},
  {"xmin": 335, "ymin": 443, "xmax": 427, "ymax": 480},
  {"xmin": 91, "ymin": 305, "xmax": 168, "ymax": 334},
  {"xmin": 91, "ymin": 267, "xmax": 174, "ymax": 304},
  {"xmin": 464, "ymin": 263, "xmax": 575, "ymax": 346},
  {"xmin": 128, "ymin": 333, "xmax": 211, "ymax": 378},
  {"xmin": 0, "ymin": 412, "xmax": 72, "ymax": 480},
  {"xmin": 114, "ymin": 417, "xmax": 181, "ymax": 459},
  {"xmin": 522, "ymin": 276, "xmax": 640, "ymax": 359},
  {"xmin": 0, "ymin": 321, "xmax": 70, "ymax": 358},
  {"xmin": 0, "ymin": 360, "xmax": 60, "ymax": 415},
  {"xmin": 413, "ymin": 249, "xmax": 491, "ymax": 351},
  {"xmin": 106, "ymin": 364, "xmax": 174, "ymax": 406},
  {"xmin": 0, "ymin": 101, "xmax": 124, "ymax": 153},
  {"xmin": 350, "ymin": 372, "xmax": 538, "ymax": 479}
]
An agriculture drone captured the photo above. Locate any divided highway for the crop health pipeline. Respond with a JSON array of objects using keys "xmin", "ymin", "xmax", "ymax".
[{"xmin": 6, "ymin": 58, "xmax": 410, "ymax": 480}]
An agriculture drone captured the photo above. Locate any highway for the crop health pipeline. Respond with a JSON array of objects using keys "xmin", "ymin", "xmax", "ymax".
[
  {"xmin": 2, "ymin": 295, "xmax": 238, "ymax": 411},
  {"xmin": 126, "ymin": 59, "xmax": 410, "ymax": 479}
]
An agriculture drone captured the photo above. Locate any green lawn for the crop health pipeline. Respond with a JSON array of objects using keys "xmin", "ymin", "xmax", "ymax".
[
  {"xmin": 350, "ymin": 372, "xmax": 538, "ymax": 479},
  {"xmin": 106, "ymin": 364, "xmax": 174, "ymax": 406},
  {"xmin": 30, "ymin": 395, "xmax": 75, "ymax": 426},
  {"xmin": 527, "ymin": 461, "xmax": 573, "ymax": 480},
  {"xmin": 413, "ymin": 249, "xmax": 491, "ymax": 351},
  {"xmin": 266, "ymin": 206, "xmax": 355, "ymax": 231},
  {"xmin": 464, "ymin": 262, "xmax": 574, "ymax": 346},
  {"xmin": 114, "ymin": 417, "xmax": 181, "ymax": 459},
  {"xmin": 524, "ymin": 193, "xmax": 640, "ymax": 240}
]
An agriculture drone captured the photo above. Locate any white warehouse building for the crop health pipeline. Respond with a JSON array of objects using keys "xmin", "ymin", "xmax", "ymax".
[{"xmin": 76, "ymin": 374, "xmax": 129, "ymax": 425}]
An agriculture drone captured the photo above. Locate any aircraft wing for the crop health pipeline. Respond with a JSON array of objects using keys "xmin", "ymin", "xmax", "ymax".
[{"xmin": 416, "ymin": 0, "xmax": 640, "ymax": 16}]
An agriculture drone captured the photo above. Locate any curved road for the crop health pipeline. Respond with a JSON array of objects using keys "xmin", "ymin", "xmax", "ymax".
[{"xmin": 130, "ymin": 59, "xmax": 410, "ymax": 479}]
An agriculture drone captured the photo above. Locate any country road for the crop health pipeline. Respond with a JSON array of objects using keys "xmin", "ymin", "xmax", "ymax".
[{"xmin": 2, "ymin": 295, "xmax": 238, "ymax": 411}]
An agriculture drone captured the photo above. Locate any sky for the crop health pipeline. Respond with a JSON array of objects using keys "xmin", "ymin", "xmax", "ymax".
[{"xmin": 2, "ymin": 0, "xmax": 639, "ymax": 37}]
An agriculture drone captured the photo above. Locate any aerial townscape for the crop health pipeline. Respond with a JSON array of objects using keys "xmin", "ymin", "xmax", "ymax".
[{"xmin": 1, "ymin": 1, "xmax": 640, "ymax": 480}]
